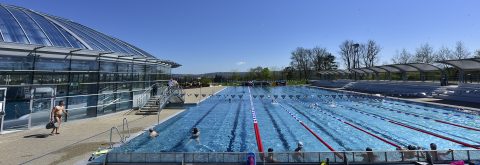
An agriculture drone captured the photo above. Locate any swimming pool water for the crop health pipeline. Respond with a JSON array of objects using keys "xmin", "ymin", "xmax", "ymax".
[{"xmin": 115, "ymin": 86, "xmax": 480, "ymax": 153}]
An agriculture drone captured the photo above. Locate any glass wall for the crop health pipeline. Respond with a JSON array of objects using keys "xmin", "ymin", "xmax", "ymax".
[{"xmin": 0, "ymin": 52, "xmax": 172, "ymax": 132}]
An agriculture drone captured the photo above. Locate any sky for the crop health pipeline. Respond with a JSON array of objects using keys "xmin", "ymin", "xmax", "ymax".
[{"xmin": 1, "ymin": 0, "xmax": 479, "ymax": 74}]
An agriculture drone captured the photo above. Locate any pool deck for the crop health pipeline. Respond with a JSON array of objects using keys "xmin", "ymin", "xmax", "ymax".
[
  {"xmin": 309, "ymin": 85, "xmax": 480, "ymax": 112},
  {"xmin": 0, "ymin": 86, "xmax": 225, "ymax": 165}
]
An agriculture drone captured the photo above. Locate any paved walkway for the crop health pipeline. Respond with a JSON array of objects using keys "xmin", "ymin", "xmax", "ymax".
[{"xmin": 0, "ymin": 86, "xmax": 225, "ymax": 165}]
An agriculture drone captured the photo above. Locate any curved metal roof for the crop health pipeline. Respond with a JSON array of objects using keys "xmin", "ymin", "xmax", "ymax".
[
  {"xmin": 437, "ymin": 58, "xmax": 480, "ymax": 70},
  {"xmin": 0, "ymin": 4, "xmax": 180, "ymax": 67},
  {"xmin": 378, "ymin": 65, "xmax": 401, "ymax": 72}
]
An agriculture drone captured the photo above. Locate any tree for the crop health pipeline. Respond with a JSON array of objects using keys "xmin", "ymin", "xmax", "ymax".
[
  {"xmin": 435, "ymin": 46, "xmax": 452, "ymax": 61},
  {"xmin": 231, "ymin": 70, "xmax": 240, "ymax": 81},
  {"xmin": 248, "ymin": 66, "xmax": 263, "ymax": 80},
  {"xmin": 282, "ymin": 66, "xmax": 296, "ymax": 80},
  {"xmin": 311, "ymin": 47, "xmax": 338, "ymax": 71},
  {"xmin": 213, "ymin": 74, "xmax": 224, "ymax": 83},
  {"xmin": 413, "ymin": 43, "xmax": 435, "ymax": 63},
  {"xmin": 475, "ymin": 50, "xmax": 480, "ymax": 58},
  {"xmin": 269, "ymin": 66, "xmax": 280, "ymax": 81},
  {"xmin": 452, "ymin": 41, "xmax": 471, "ymax": 59},
  {"xmin": 290, "ymin": 47, "xmax": 313, "ymax": 79},
  {"xmin": 391, "ymin": 48, "xmax": 412, "ymax": 64},
  {"xmin": 339, "ymin": 40, "xmax": 360, "ymax": 69},
  {"xmin": 362, "ymin": 40, "xmax": 381, "ymax": 67},
  {"xmin": 261, "ymin": 67, "xmax": 271, "ymax": 80}
]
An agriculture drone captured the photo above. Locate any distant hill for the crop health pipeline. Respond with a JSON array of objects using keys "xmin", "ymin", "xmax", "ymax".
[
  {"xmin": 172, "ymin": 72, "xmax": 249, "ymax": 78},
  {"xmin": 172, "ymin": 71, "xmax": 286, "ymax": 79}
]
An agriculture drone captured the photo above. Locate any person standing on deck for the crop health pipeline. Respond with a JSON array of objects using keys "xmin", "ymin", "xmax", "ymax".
[{"xmin": 50, "ymin": 101, "xmax": 67, "ymax": 135}]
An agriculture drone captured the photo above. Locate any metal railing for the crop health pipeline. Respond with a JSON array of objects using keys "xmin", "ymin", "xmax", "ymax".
[
  {"xmin": 109, "ymin": 126, "xmax": 125, "ymax": 148},
  {"xmin": 104, "ymin": 150, "xmax": 480, "ymax": 164},
  {"xmin": 135, "ymin": 84, "xmax": 156, "ymax": 110},
  {"xmin": 122, "ymin": 118, "xmax": 130, "ymax": 139},
  {"xmin": 123, "ymin": 84, "xmax": 158, "ymax": 115}
]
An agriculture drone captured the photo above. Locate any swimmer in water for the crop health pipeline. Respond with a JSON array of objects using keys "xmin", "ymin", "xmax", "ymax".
[
  {"xmin": 266, "ymin": 148, "xmax": 277, "ymax": 162},
  {"xmin": 149, "ymin": 128, "xmax": 158, "ymax": 138},
  {"xmin": 293, "ymin": 141, "xmax": 304, "ymax": 162},
  {"xmin": 191, "ymin": 127, "xmax": 200, "ymax": 144},
  {"xmin": 428, "ymin": 143, "xmax": 452, "ymax": 162},
  {"xmin": 358, "ymin": 147, "xmax": 377, "ymax": 162},
  {"xmin": 185, "ymin": 127, "xmax": 201, "ymax": 146}
]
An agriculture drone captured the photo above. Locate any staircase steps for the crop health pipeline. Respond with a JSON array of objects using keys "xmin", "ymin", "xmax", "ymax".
[{"xmin": 135, "ymin": 96, "xmax": 162, "ymax": 115}]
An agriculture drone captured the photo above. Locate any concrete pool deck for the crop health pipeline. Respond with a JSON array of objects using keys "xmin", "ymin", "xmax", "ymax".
[{"xmin": 0, "ymin": 86, "xmax": 225, "ymax": 165}]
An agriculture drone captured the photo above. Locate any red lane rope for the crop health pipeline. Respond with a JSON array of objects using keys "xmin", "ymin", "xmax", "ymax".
[
  {"xmin": 389, "ymin": 121, "xmax": 480, "ymax": 150},
  {"xmin": 343, "ymin": 121, "xmax": 402, "ymax": 149},
  {"xmin": 311, "ymin": 98, "xmax": 480, "ymax": 150},
  {"xmin": 362, "ymin": 102, "xmax": 480, "ymax": 132},
  {"xmin": 253, "ymin": 123, "xmax": 264, "ymax": 152},
  {"xmin": 277, "ymin": 103, "xmax": 336, "ymax": 151},
  {"xmin": 299, "ymin": 121, "xmax": 336, "ymax": 151},
  {"xmin": 296, "ymin": 99, "xmax": 402, "ymax": 149},
  {"xmin": 248, "ymin": 87, "xmax": 264, "ymax": 152},
  {"xmin": 434, "ymin": 120, "xmax": 480, "ymax": 132},
  {"xmin": 339, "ymin": 103, "xmax": 480, "ymax": 150}
]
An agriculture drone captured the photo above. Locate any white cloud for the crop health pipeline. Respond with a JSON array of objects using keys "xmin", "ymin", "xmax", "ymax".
[{"xmin": 236, "ymin": 61, "xmax": 246, "ymax": 65}]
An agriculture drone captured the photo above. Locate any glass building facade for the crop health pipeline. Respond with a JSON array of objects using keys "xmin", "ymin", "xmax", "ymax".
[{"xmin": 0, "ymin": 4, "xmax": 180, "ymax": 132}]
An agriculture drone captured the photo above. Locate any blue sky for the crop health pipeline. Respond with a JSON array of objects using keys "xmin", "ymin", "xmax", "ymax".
[{"xmin": 2, "ymin": 0, "xmax": 479, "ymax": 74}]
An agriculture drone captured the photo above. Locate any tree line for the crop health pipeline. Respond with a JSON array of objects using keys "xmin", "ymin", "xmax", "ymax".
[
  {"xmin": 287, "ymin": 40, "xmax": 381, "ymax": 79},
  {"xmin": 391, "ymin": 41, "xmax": 479, "ymax": 65},
  {"xmin": 286, "ymin": 40, "xmax": 480, "ymax": 80},
  {"xmin": 189, "ymin": 40, "xmax": 480, "ymax": 83}
]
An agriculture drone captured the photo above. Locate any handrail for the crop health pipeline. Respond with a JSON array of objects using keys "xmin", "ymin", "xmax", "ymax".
[
  {"xmin": 109, "ymin": 126, "xmax": 124, "ymax": 148},
  {"xmin": 136, "ymin": 84, "xmax": 156, "ymax": 109},
  {"xmin": 104, "ymin": 150, "xmax": 478, "ymax": 164},
  {"xmin": 124, "ymin": 84, "xmax": 158, "ymax": 115},
  {"xmin": 122, "ymin": 118, "xmax": 130, "ymax": 139}
]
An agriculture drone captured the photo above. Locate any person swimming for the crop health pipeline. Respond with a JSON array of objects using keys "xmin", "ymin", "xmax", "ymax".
[
  {"xmin": 191, "ymin": 127, "xmax": 200, "ymax": 144},
  {"xmin": 429, "ymin": 143, "xmax": 453, "ymax": 162},
  {"xmin": 266, "ymin": 148, "xmax": 276, "ymax": 162},
  {"xmin": 358, "ymin": 147, "xmax": 377, "ymax": 162},
  {"xmin": 185, "ymin": 127, "xmax": 201, "ymax": 146},
  {"xmin": 149, "ymin": 128, "xmax": 158, "ymax": 138},
  {"xmin": 293, "ymin": 141, "xmax": 304, "ymax": 162}
]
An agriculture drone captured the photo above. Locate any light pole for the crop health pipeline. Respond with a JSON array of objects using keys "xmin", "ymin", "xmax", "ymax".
[
  {"xmin": 352, "ymin": 43, "xmax": 360, "ymax": 80},
  {"xmin": 197, "ymin": 77, "xmax": 202, "ymax": 98}
]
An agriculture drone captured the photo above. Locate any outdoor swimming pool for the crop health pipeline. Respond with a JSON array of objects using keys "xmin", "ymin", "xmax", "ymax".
[{"xmin": 114, "ymin": 86, "xmax": 480, "ymax": 153}]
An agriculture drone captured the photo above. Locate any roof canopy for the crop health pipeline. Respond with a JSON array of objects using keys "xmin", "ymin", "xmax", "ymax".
[
  {"xmin": 0, "ymin": 3, "xmax": 180, "ymax": 68},
  {"xmin": 317, "ymin": 59, "xmax": 480, "ymax": 76},
  {"xmin": 437, "ymin": 58, "xmax": 480, "ymax": 70}
]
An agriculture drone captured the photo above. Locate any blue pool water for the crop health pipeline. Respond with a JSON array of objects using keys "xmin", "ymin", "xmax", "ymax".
[{"xmin": 115, "ymin": 86, "xmax": 480, "ymax": 153}]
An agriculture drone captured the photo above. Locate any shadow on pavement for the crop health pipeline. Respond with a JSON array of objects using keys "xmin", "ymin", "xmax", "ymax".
[{"xmin": 24, "ymin": 133, "xmax": 51, "ymax": 138}]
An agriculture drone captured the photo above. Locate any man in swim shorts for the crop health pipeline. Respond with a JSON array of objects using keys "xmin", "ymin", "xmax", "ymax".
[{"xmin": 50, "ymin": 101, "xmax": 67, "ymax": 135}]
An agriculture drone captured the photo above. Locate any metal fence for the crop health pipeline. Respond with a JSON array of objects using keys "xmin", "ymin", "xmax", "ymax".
[{"xmin": 104, "ymin": 150, "xmax": 480, "ymax": 164}]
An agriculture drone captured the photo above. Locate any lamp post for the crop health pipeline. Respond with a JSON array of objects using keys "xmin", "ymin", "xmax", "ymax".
[
  {"xmin": 352, "ymin": 43, "xmax": 360, "ymax": 80},
  {"xmin": 197, "ymin": 77, "xmax": 202, "ymax": 98}
]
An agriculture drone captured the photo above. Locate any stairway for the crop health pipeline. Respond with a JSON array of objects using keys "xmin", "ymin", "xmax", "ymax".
[{"xmin": 135, "ymin": 96, "xmax": 162, "ymax": 115}]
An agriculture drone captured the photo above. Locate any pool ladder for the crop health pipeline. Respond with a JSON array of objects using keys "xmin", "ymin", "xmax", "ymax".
[{"xmin": 109, "ymin": 118, "xmax": 131, "ymax": 148}]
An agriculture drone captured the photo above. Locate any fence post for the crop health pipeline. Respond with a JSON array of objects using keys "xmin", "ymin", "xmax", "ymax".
[
  {"xmin": 385, "ymin": 152, "xmax": 388, "ymax": 162},
  {"xmin": 318, "ymin": 152, "xmax": 321, "ymax": 163},
  {"xmin": 401, "ymin": 151, "xmax": 404, "ymax": 162},
  {"xmin": 352, "ymin": 152, "xmax": 355, "ymax": 162},
  {"xmin": 451, "ymin": 150, "xmax": 455, "ymax": 161},
  {"xmin": 467, "ymin": 150, "xmax": 470, "ymax": 161}
]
